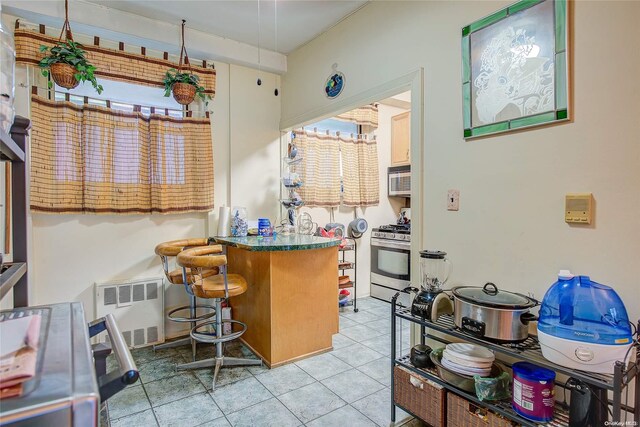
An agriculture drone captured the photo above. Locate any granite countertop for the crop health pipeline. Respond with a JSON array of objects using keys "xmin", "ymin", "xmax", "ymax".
[{"xmin": 211, "ymin": 234, "xmax": 341, "ymax": 252}]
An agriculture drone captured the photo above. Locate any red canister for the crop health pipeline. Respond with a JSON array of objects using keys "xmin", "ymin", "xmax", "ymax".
[{"xmin": 512, "ymin": 362, "xmax": 555, "ymax": 422}]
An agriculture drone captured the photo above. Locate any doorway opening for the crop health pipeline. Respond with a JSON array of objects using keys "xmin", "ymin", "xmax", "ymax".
[{"xmin": 279, "ymin": 69, "xmax": 424, "ymax": 302}]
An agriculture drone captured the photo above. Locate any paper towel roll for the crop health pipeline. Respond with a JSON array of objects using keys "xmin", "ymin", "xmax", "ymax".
[{"xmin": 217, "ymin": 206, "xmax": 231, "ymax": 237}]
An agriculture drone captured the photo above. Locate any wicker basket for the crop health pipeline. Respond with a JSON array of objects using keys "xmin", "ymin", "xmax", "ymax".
[
  {"xmin": 394, "ymin": 366, "xmax": 446, "ymax": 427},
  {"xmin": 447, "ymin": 393, "xmax": 516, "ymax": 427},
  {"xmin": 172, "ymin": 82, "xmax": 196, "ymax": 105},
  {"xmin": 50, "ymin": 63, "xmax": 80, "ymax": 89}
]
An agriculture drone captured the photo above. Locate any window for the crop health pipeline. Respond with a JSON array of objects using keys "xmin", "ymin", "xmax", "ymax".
[
  {"xmin": 305, "ymin": 118, "xmax": 359, "ymax": 193},
  {"xmin": 293, "ymin": 107, "xmax": 379, "ymax": 207},
  {"xmin": 52, "ymin": 78, "xmax": 183, "ymax": 117},
  {"xmin": 30, "ymin": 78, "xmax": 213, "ymax": 214}
]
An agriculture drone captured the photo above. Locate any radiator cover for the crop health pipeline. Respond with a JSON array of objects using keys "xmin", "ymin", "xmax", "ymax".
[{"xmin": 95, "ymin": 277, "xmax": 164, "ymax": 348}]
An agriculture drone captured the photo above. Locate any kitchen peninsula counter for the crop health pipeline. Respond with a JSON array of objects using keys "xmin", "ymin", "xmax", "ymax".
[
  {"xmin": 212, "ymin": 234, "xmax": 340, "ymax": 367},
  {"xmin": 212, "ymin": 234, "xmax": 341, "ymax": 252}
]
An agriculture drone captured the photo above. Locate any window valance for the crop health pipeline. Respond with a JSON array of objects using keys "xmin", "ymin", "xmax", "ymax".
[
  {"xmin": 335, "ymin": 104, "xmax": 378, "ymax": 128},
  {"xmin": 30, "ymin": 94, "xmax": 214, "ymax": 214},
  {"xmin": 14, "ymin": 23, "xmax": 216, "ymax": 97}
]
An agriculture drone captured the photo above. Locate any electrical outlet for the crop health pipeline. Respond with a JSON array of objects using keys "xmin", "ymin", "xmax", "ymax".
[{"xmin": 447, "ymin": 189, "xmax": 460, "ymax": 211}]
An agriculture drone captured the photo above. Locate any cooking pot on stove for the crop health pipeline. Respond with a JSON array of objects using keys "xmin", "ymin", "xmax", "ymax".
[{"xmin": 451, "ymin": 282, "xmax": 538, "ymax": 343}]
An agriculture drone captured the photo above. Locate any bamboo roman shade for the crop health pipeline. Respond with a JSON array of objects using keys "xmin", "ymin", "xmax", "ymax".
[
  {"xmin": 340, "ymin": 136, "xmax": 380, "ymax": 207},
  {"xmin": 292, "ymin": 130, "xmax": 379, "ymax": 207},
  {"xmin": 14, "ymin": 24, "xmax": 216, "ymax": 97},
  {"xmin": 30, "ymin": 94, "xmax": 214, "ymax": 214},
  {"xmin": 292, "ymin": 130, "xmax": 341, "ymax": 207},
  {"xmin": 335, "ymin": 104, "xmax": 378, "ymax": 128}
]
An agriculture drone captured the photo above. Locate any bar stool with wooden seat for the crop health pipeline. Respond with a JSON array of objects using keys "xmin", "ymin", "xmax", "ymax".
[
  {"xmin": 177, "ymin": 245, "xmax": 262, "ymax": 389},
  {"xmin": 154, "ymin": 239, "xmax": 220, "ymax": 364}
]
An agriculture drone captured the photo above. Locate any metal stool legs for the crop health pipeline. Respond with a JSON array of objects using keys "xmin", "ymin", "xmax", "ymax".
[
  {"xmin": 153, "ymin": 295, "xmax": 216, "ymax": 364},
  {"xmin": 176, "ymin": 298, "xmax": 262, "ymax": 390}
]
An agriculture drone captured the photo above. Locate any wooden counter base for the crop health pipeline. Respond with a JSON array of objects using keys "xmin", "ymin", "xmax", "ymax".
[{"xmin": 227, "ymin": 245, "xmax": 339, "ymax": 367}]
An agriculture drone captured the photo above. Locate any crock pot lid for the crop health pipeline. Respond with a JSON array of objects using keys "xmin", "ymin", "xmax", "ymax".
[
  {"xmin": 420, "ymin": 250, "xmax": 447, "ymax": 259},
  {"xmin": 452, "ymin": 283, "xmax": 534, "ymax": 308}
]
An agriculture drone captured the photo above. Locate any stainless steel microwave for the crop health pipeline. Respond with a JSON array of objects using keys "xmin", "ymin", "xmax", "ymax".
[{"xmin": 388, "ymin": 165, "xmax": 411, "ymax": 197}]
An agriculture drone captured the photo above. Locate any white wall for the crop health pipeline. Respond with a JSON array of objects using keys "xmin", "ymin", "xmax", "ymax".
[
  {"xmin": 229, "ymin": 65, "xmax": 282, "ymax": 221},
  {"xmin": 4, "ymin": 14, "xmax": 281, "ymax": 336},
  {"xmin": 294, "ymin": 103, "xmax": 408, "ymax": 298},
  {"xmin": 282, "ymin": 1, "xmax": 640, "ymax": 323}
]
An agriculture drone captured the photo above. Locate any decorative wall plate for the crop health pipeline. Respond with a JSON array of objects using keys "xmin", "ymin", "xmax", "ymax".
[{"xmin": 325, "ymin": 63, "xmax": 345, "ymax": 99}]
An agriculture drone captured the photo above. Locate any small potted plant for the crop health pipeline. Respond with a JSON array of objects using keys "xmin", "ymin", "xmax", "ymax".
[
  {"xmin": 38, "ymin": 40, "xmax": 103, "ymax": 94},
  {"xmin": 163, "ymin": 68, "xmax": 210, "ymax": 105}
]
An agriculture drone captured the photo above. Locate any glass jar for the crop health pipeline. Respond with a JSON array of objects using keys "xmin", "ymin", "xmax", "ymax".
[
  {"xmin": 0, "ymin": 6, "xmax": 16, "ymax": 134},
  {"xmin": 231, "ymin": 206, "xmax": 248, "ymax": 237}
]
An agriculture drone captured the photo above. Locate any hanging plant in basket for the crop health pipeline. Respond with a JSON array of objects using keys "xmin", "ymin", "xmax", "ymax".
[
  {"xmin": 37, "ymin": 0, "xmax": 103, "ymax": 94},
  {"xmin": 164, "ymin": 20, "xmax": 211, "ymax": 106},
  {"xmin": 39, "ymin": 41, "xmax": 103, "ymax": 94},
  {"xmin": 163, "ymin": 68, "xmax": 208, "ymax": 105}
]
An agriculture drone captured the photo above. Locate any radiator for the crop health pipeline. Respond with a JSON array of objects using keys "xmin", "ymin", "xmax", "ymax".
[{"xmin": 95, "ymin": 277, "xmax": 164, "ymax": 348}]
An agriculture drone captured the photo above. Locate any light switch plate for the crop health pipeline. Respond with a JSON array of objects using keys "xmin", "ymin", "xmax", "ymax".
[{"xmin": 447, "ymin": 190, "xmax": 460, "ymax": 211}]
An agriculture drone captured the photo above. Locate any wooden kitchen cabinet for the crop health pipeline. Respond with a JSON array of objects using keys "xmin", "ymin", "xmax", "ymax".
[{"xmin": 391, "ymin": 111, "xmax": 410, "ymax": 166}]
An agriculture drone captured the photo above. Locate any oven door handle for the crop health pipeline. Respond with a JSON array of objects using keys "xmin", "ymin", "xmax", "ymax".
[
  {"xmin": 371, "ymin": 238, "xmax": 411, "ymax": 250},
  {"xmin": 88, "ymin": 313, "xmax": 139, "ymax": 401}
]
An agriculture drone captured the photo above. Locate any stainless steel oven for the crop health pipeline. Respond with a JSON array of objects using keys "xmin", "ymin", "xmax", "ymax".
[
  {"xmin": 370, "ymin": 225, "xmax": 411, "ymax": 307},
  {"xmin": 0, "ymin": 303, "xmax": 139, "ymax": 426}
]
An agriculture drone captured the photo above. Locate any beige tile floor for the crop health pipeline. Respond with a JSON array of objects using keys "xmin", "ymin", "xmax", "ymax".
[{"xmin": 104, "ymin": 297, "xmax": 415, "ymax": 427}]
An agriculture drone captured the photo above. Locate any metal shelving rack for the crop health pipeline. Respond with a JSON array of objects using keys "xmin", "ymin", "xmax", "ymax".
[
  {"xmin": 0, "ymin": 117, "xmax": 30, "ymax": 307},
  {"xmin": 338, "ymin": 237, "xmax": 358, "ymax": 312},
  {"xmin": 390, "ymin": 292, "xmax": 640, "ymax": 426}
]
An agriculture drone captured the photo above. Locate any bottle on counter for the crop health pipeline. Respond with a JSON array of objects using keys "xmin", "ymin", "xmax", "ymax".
[{"xmin": 231, "ymin": 207, "xmax": 248, "ymax": 237}]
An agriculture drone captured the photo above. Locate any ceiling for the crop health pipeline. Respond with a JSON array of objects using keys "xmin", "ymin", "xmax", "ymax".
[{"xmin": 83, "ymin": 0, "xmax": 369, "ymax": 54}]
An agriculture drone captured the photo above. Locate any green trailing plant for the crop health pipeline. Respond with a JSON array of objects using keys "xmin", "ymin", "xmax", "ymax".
[
  {"xmin": 38, "ymin": 40, "xmax": 104, "ymax": 94},
  {"xmin": 163, "ymin": 68, "xmax": 211, "ymax": 104}
]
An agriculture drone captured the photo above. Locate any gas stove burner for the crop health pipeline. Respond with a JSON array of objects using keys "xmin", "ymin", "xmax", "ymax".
[
  {"xmin": 378, "ymin": 224, "xmax": 411, "ymax": 233},
  {"xmin": 372, "ymin": 224, "xmax": 411, "ymax": 241}
]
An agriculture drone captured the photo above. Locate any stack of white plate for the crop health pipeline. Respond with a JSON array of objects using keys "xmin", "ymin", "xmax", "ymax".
[{"xmin": 442, "ymin": 343, "xmax": 495, "ymax": 377}]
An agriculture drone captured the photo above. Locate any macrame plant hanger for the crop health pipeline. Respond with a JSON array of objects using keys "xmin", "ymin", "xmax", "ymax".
[
  {"xmin": 59, "ymin": 0, "xmax": 74, "ymax": 42},
  {"xmin": 48, "ymin": 0, "xmax": 81, "ymax": 90},
  {"xmin": 171, "ymin": 20, "xmax": 197, "ymax": 105},
  {"xmin": 177, "ymin": 20, "xmax": 192, "ymax": 77}
]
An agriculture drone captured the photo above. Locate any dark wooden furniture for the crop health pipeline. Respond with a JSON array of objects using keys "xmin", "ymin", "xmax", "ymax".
[{"xmin": 0, "ymin": 116, "xmax": 30, "ymax": 307}]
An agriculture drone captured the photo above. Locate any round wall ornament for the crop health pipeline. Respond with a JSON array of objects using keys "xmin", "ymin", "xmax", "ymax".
[{"xmin": 325, "ymin": 63, "xmax": 345, "ymax": 99}]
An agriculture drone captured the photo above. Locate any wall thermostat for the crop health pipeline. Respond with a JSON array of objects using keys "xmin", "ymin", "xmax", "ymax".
[{"xmin": 565, "ymin": 193, "xmax": 593, "ymax": 224}]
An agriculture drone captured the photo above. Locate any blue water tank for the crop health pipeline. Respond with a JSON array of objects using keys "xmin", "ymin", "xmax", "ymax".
[{"xmin": 537, "ymin": 271, "xmax": 632, "ymax": 345}]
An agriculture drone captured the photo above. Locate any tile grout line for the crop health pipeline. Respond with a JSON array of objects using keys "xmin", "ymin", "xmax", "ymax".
[
  {"xmin": 273, "ymin": 379, "xmax": 346, "ymax": 426},
  {"xmin": 138, "ymin": 353, "xmax": 188, "ymax": 387},
  {"xmin": 326, "ymin": 357, "xmax": 390, "ymax": 391},
  {"xmin": 199, "ymin": 389, "xmax": 227, "ymax": 425},
  {"xmin": 140, "ymin": 381, "xmax": 161, "ymax": 427},
  {"xmin": 106, "ymin": 384, "xmax": 149, "ymax": 422},
  {"xmin": 350, "ymin": 387, "xmax": 395, "ymax": 427},
  {"xmin": 354, "ymin": 358, "xmax": 393, "ymax": 388},
  {"xmin": 208, "ymin": 373, "xmax": 278, "ymax": 419},
  {"xmin": 350, "ymin": 403, "xmax": 384, "ymax": 427},
  {"xmin": 273, "ymin": 392, "xmax": 307, "ymax": 426},
  {"xmin": 145, "ymin": 371, "xmax": 206, "ymax": 410}
]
